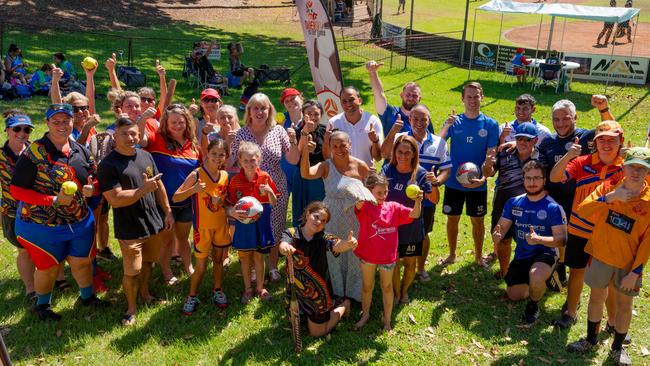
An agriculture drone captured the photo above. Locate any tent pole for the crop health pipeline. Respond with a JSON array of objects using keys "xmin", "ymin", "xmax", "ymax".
[
  {"xmin": 559, "ymin": 18, "xmax": 566, "ymax": 58},
  {"xmin": 535, "ymin": 15, "xmax": 543, "ymax": 61},
  {"xmin": 626, "ymin": 14, "xmax": 640, "ymax": 87},
  {"xmin": 496, "ymin": 13, "xmax": 503, "ymax": 72},
  {"xmin": 605, "ymin": 24, "xmax": 617, "ymax": 94},
  {"xmin": 468, "ymin": 8, "xmax": 478, "ymax": 80}
]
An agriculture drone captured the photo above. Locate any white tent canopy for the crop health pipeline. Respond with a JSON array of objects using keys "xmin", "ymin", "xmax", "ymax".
[{"xmin": 478, "ymin": 0, "xmax": 640, "ymax": 23}]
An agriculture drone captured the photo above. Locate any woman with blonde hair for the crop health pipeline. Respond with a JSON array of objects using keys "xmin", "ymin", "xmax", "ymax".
[
  {"xmin": 230, "ymin": 93, "xmax": 300, "ymax": 282},
  {"xmin": 140, "ymin": 104, "xmax": 201, "ymax": 285}
]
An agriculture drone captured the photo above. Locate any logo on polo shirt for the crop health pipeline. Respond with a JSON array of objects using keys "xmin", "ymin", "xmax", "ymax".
[
  {"xmin": 478, "ymin": 129, "xmax": 488, "ymax": 138},
  {"xmin": 443, "ymin": 205, "xmax": 452, "ymax": 213},
  {"xmin": 582, "ymin": 165, "xmax": 597, "ymax": 174},
  {"xmin": 537, "ymin": 210, "xmax": 547, "ymax": 220},
  {"xmin": 606, "ymin": 210, "xmax": 635, "ymax": 234},
  {"xmin": 512, "ymin": 207, "xmax": 523, "ymax": 217}
]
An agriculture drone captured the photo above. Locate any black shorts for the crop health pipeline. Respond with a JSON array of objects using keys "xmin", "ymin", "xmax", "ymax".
[
  {"xmin": 505, "ymin": 252, "xmax": 558, "ymax": 287},
  {"xmin": 423, "ymin": 205, "xmax": 436, "ymax": 233},
  {"xmin": 398, "ymin": 241, "xmax": 423, "ymax": 258},
  {"xmin": 1, "ymin": 214, "xmax": 21, "ymax": 248},
  {"xmin": 171, "ymin": 205, "xmax": 193, "ymax": 223},
  {"xmin": 491, "ymin": 189, "xmax": 521, "ymax": 240},
  {"xmin": 100, "ymin": 199, "xmax": 110, "ymax": 215},
  {"xmin": 307, "ymin": 309, "xmax": 331, "ymax": 325},
  {"xmin": 442, "ymin": 187, "xmax": 487, "ymax": 217},
  {"xmin": 565, "ymin": 233, "xmax": 590, "ymax": 269}
]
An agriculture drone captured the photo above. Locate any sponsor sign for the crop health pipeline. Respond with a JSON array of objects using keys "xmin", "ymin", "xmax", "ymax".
[
  {"xmin": 565, "ymin": 53, "xmax": 649, "ymax": 85},
  {"xmin": 382, "ymin": 23, "xmax": 406, "ymax": 49}
]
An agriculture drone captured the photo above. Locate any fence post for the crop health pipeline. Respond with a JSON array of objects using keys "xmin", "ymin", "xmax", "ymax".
[
  {"xmin": 128, "ymin": 38, "xmax": 133, "ymax": 67},
  {"xmin": 390, "ymin": 39, "xmax": 394, "ymax": 71}
]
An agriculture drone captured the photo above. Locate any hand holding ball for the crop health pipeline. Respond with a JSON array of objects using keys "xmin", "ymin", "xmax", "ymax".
[
  {"xmin": 62, "ymin": 181, "xmax": 78, "ymax": 196},
  {"xmin": 81, "ymin": 57, "xmax": 98, "ymax": 71},
  {"xmin": 405, "ymin": 184, "xmax": 422, "ymax": 200}
]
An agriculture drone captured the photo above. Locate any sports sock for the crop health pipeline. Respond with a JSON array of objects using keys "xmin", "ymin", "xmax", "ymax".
[
  {"xmin": 586, "ymin": 320, "xmax": 601, "ymax": 345},
  {"xmin": 612, "ymin": 331, "xmax": 627, "ymax": 351},
  {"xmin": 80, "ymin": 285, "xmax": 94, "ymax": 300},
  {"xmin": 557, "ymin": 263, "xmax": 566, "ymax": 282},
  {"xmin": 36, "ymin": 292, "xmax": 52, "ymax": 306}
]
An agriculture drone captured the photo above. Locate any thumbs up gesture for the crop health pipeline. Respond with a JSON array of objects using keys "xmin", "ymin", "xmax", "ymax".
[
  {"xmin": 345, "ymin": 230, "xmax": 358, "ymax": 250},
  {"xmin": 142, "ymin": 173, "xmax": 162, "ymax": 194},
  {"xmin": 51, "ymin": 65, "xmax": 64, "ymax": 83},
  {"xmin": 368, "ymin": 123, "xmax": 379, "ymax": 144},
  {"xmin": 501, "ymin": 121, "xmax": 512, "ymax": 140},
  {"xmin": 259, "ymin": 176, "xmax": 272, "ymax": 195},
  {"xmin": 444, "ymin": 109, "xmax": 457, "ymax": 127},
  {"xmin": 105, "ymin": 53, "xmax": 117, "ymax": 71},
  {"xmin": 306, "ymin": 134, "xmax": 316, "ymax": 153},
  {"xmin": 492, "ymin": 223, "xmax": 503, "ymax": 244},
  {"xmin": 82, "ymin": 176, "xmax": 95, "ymax": 198},
  {"xmin": 426, "ymin": 169, "xmax": 438, "ymax": 185},
  {"xmin": 566, "ymin": 136, "xmax": 582, "ymax": 159},
  {"xmin": 391, "ymin": 113, "xmax": 404, "ymax": 133},
  {"xmin": 155, "ymin": 59, "xmax": 166, "ymax": 77},
  {"xmin": 525, "ymin": 226, "xmax": 540, "ymax": 245},
  {"xmin": 189, "ymin": 98, "xmax": 199, "ymax": 116},
  {"xmin": 193, "ymin": 177, "xmax": 207, "ymax": 194}
]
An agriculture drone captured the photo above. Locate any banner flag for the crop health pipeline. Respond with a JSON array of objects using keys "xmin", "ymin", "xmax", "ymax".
[{"xmin": 296, "ymin": 0, "xmax": 344, "ymax": 121}]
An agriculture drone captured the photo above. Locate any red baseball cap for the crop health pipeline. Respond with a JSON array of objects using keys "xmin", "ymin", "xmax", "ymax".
[
  {"xmin": 200, "ymin": 88, "xmax": 221, "ymax": 101},
  {"xmin": 280, "ymin": 88, "xmax": 301, "ymax": 104},
  {"xmin": 516, "ymin": 48, "xmax": 524, "ymax": 53}
]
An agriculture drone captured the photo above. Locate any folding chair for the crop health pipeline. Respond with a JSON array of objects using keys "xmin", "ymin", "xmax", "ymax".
[
  {"xmin": 503, "ymin": 62, "xmax": 518, "ymax": 86},
  {"xmin": 182, "ymin": 57, "xmax": 200, "ymax": 89},
  {"xmin": 532, "ymin": 63, "xmax": 563, "ymax": 93}
]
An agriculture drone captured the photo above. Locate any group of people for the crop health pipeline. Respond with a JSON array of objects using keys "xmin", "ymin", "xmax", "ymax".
[
  {"xmin": 596, "ymin": 0, "xmax": 635, "ymax": 47},
  {"xmin": 2, "ymin": 53, "xmax": 649, "ymax": 365}
]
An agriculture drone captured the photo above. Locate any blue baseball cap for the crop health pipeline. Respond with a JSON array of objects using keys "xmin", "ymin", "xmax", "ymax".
[
  {"xmin": 45, "ymin": 103, "xmax": 74, "ymax": 119},
  {"xmin": 5, "ymin": 115, "xmax": 34, "ymax": 129},
  {"xmin": 514, "ymin": 122, "xmax": 538, "ymax": 139}
]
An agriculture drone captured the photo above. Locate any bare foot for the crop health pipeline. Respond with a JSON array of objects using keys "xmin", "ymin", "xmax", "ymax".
[
  {"xmin": 383, "ymin": 322, "xmax": 392, "ymax": 331},
  {"xmin": 399, "ymin": 295, "xmax": 410, "ymax": 304},
  {"xmin": 439, "ymin": 255, "xmax": 456, "ymax": 266},
  {"xmin": 338, "ymin": 299, "xmax": 352, "ymax": 318},
  {"xmin": 354, "ymin": 314, "xmax": 370, "ymax": 330}
]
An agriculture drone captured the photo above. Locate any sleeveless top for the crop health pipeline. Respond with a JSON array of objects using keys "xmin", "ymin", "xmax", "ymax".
[{"xmin": 192, "ymin": 167, "xmax": 228, "ymax": 230}]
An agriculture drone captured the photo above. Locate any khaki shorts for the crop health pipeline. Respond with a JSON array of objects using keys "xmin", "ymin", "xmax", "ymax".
[
  {"xmin": 119, "ymin": 233, "xmax": 162, "ymax": 276},
  {"xmin": 585, "ymin": 257, "xmax": 643, "ymax": 297}
]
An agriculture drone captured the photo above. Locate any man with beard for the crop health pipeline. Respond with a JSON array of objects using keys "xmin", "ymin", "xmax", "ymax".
[
  {"xmin": 492, "ymin": 160, "xmax": 567, "ymax": 324},
  {"xmin": 498, "ymin": 94, "xmax": 552, "ymax": 147},
  {"xmin": 366, "ymin": 60, "xmax": 433, "ymax": 135}
]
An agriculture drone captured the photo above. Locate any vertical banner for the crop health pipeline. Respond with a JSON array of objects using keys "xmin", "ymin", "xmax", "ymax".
[{"xmin": 296, "ymin": 0, "xmax": 344, "ymax": 121}]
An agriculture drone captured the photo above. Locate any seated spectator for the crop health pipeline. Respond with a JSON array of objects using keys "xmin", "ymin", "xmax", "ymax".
[
  {"xmin": 4, "ymin": 44, "xmax": 28, "ymax": 85},
  {"xmin": 29, "ymin": 64, "xmax": 53, "ymax": 96},
  {"xmin": 191, "ymin": 41, "xmax": 224, "ymax": 86},
  {"xmin": 227, "ymin": 42, "xmax": 254, "ymax": 83},
  {"xmin": 511, "ymin": 48, "xmax": 531, "ymax": 84},
  {"xmin": 53, "ymin": 52, "xmax": 77, "ymax": 81}
]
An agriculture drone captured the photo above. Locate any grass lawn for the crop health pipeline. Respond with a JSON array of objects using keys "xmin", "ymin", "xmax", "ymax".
[
  {"xmin": 1, "ymin": 6, "xmax": 650, "ymax": 365},
  {"xmin": 381, "ymin": 0, "xmax": 650, "ymax": 46}
]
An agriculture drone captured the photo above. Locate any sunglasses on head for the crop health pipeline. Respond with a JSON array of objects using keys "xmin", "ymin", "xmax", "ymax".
[
  {"xmin": 11, "ymin": 126, "xmax": 33, "ymax": 134},
  {"xmin": 140, "ymin": 97, "xmax": 155, "ymax": 104},
  {"xmin": 166, "ymin": 103, "xmax": 186, "ymax": 111},
  {"xmin": 49, "ymin": 103, "xmax": 73, "ymax": 112},
  {"xmin": 202, "ymin": 98, "xmax": 220, "ymax": 104},
  {"xmin": 73, "ymin": 105, "xmax": 89, "ymax": 113}
]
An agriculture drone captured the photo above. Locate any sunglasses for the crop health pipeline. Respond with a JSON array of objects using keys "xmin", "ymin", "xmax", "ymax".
[
  {"xmin": 202, "ymin": 98, "xmax": 220, "ymax": 104},
  {"xmin": 516, "ymin": 137, "xmax": 533, "ymax": 142},
  {"xmin": 140, "ymin": 97, "xmax": 155, "ymax": 104},
  {"xmin": 166, "ymin": 103, "xmax": 187, "ymax": 111},
  {"xmin": 73, "ymin": 105, "xmax": 89, "ymax": 113},
  {"xmin": 48, "ymin": 103, "xmax": 73, "ymax": 112},
  {"xmin": 11, "ymin": 126, "xmax": 33, "ymax": 134}
]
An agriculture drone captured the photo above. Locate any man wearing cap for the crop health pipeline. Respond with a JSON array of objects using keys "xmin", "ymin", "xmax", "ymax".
[
  {"xmin": 484, "ymin": 122, "xmax": 541, "ymax": 277},
  {"xmin": 550, "ymin": 119, "xmax": 625, "ymax": 330},
  {"xmin": 328, "ymin": 86, "xmax": 383, "ymax": 167},
  {"xmin": 567, "ymin": 147, "xmax": 650, "ymax": 366},
  {"xmin": 498, "ymin": 94, "xmax": 552, "ymax": 147},
  {"xmin": 511, "ymin": 48, "xmax": 531, "ymax": 84},
  {"xmin": 11, "ymin": 103, "xmax": 107, "ymax": 321},
  {"xmin": 492, "ymin": 160, "xmax": 567, "ymax": 324},
  {"xmin": 1, "ymin": 113, "xmax": 36, "ymax": 299},
  {"xmin": 366, "ymin": 60, "xmax": 433, "ymax": 135}
]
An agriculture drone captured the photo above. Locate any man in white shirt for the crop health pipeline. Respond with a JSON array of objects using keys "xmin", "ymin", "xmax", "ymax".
[{"xmin": 328, "ymin": 86, "xmax": 383, "ymax": 167}]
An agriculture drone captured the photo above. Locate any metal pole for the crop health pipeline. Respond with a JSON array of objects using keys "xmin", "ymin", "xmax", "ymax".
[
  {"xmin": 625, "ymin": 14, "xmax": 640, "ymax": 87},
  {"xmin": 460, "ymin": 0, "xmax": 471, "ymax": 66},
  {"xmin": 546, "ymin": 0, "xmax": 560, "ymax": 52},
  {"xmin": 467, "ymin": 9, "xmax": 478, "ymax": 80},
  {"xmin": 535, "ymin": 15, "xmax": 543, "ymax": 60},
  {"xmin": 405, "ymin": 0, "xmax": 415, "ymax": 69},
  {"xmin": 496, "ymin": 13, "xmax": 504, "ymax": 71},
  {"xmin": 605, "ymin": 24, "xmax": 618, "ymax": 94}
]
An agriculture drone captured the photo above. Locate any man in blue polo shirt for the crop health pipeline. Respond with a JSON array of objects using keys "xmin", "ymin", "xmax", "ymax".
[
  {"xmin": 440, "ymin": 81, "xmax": 499, "ymax": 267},
  {"xmin": 380, "ymin": 103, "xmax": 451, "ymax": 281},
  {"xmin": 484, "ymin": 122, "xmax": 539, "ymax": 277},
  {"xmin": 498, "ymin": 94, "xmax": 552, "ymax": 147},
  {"xmin": 366, "ymin": 60, "xmax": 433, "ymax": 135},
  {"xmin": 492, "ymin": 160, "xmax": 567, "ymax": 324}
]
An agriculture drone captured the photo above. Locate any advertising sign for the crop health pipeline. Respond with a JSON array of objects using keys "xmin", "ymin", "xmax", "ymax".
[{"xmin": 564, "ymin": 53, "xmax": 648, "ymax": 85}]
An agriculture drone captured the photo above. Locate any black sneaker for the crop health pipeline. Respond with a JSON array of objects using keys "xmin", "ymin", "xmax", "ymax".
[
  {"xmin": 546, "ymin": 273, "xmax": 562, "ymax": 292},
  {"xmin": 610, "ymin": 347, "xmax": 632, "ymax": 366},
  {"xmin": 31, "ymin": 304, "xmax": 62, "ymax": 321},
  {"xmin": 523, "ymin": 300, "xmax": 539, "ymax": 324},
  {"xmin": 604, "ymin": 323, "xmax": 632, "ymax": 345},
  {"xmin": 567, "ymin": 338, "xmax": 597, "ymax": 353},
  {"xmin": 97, "ymin": 247, "xmax": 117, "ymax": 261},
  {"xmin": 77, "ymin": 294, "xmax": 109, "ymax": 308},
  {"xmin": 553, "ymin": 312, "xmax": 577, "ymax": 329}
]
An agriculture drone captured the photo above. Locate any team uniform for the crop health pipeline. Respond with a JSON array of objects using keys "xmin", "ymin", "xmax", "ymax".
[
  {"xmin": 226, "ymin": 168, "xmax": 280, "ymax": 253},
  {"xmin": 578, "ymin": 179, "xmax": 650, "ymax": 297},
  {"xmin": 490, "ymin": 149, "xmax": 540, "ymax": 240},
  {"xmin": 442, "ymin": 113, "xmax": 499, "ymax": 216},
  {"xmin": 0, "ymin": 141, "xmax": 28, "ymax": 248},
  {"xmin": 563, "ymin": 153, "xmax": 624, "ymax": 269},
  {"xmin": 329, "ymin": 111, "xmax": 383, "ymax": 167},
  {"xmin": 192, "ymin": 167, "xmax": 231, "ymax": 258},
  {"xmin": 11, "ymin": 135, "xmax": 98, "ymax": 270},
  {"xmin": 380, "ymin": 104, "xmax": 434, "ymax": 136},
  {"xmin": 499, "ymin": 119, "xmax": 552, "ymax": 146},
  {"xmin": 502, "ymin": 194, "xmax": 567, "ymax": 286},
  {"xmin": 145, "ymin": 129, "xmax": 201, "ymax": 223},
  {"xmin": 381, "ymin": 164, "xmax": 432, "ymax": 257}
]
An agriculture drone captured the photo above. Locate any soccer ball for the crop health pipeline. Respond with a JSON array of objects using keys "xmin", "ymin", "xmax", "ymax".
[
  {"xmin": 234, "ymin": 196, "xmax": 264, "ymax": 224},
  {"xmin": 456, "ymin": 162, "xmax": 481, "ymax": 185}
]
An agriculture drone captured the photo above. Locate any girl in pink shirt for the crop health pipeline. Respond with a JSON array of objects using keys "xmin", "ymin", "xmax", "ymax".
[{"xmin": 354, "ymin": 174, "xmax": 422, "ymax": 331}]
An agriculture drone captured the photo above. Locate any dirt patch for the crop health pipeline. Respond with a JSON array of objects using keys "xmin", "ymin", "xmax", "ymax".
[{"xmin": 505, "ymin": 21, "xmax": 650, "ymax": 57}]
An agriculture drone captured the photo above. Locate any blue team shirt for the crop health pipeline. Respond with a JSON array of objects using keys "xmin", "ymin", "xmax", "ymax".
[
  {"xmin": 444, "ymin": 113, "xmax": 499, "ymax": 192},
  {"xmin": 380, "ymin": 104, "xmax": 434, "ymax": 136},
  {"xmin": 537, "ymin": 127, "xmax": 595, "ymax": 215},
  {"xmin": 381, "ymin": 164, "xmax": 432, "ymax": 244},
  {"xmin": 280, "ymin": 111, "xmax": 298, "ymax": 192},
  {"xmin": 502, "ymin": 194, "xmax": 567, "ymax": 260}
]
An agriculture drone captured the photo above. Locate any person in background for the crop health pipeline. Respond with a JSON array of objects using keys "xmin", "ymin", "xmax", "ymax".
[
  {"xmin": 53, "ymin": 52, "xmax": 77, "ymax": 81},
  {"xmin": 596, "ymin": 0, "xmax": 617, "ymax": 47},
  {"xmin": 29, "ymin": 64, "xmax": 53, "ymax": 95},
  {"xmin": 4, "ymin": 44, "xmax": 28, "ymax": 85},
  {"xmin": 510, "ymin": 48, "xmax": 531, "ymax": 84}
]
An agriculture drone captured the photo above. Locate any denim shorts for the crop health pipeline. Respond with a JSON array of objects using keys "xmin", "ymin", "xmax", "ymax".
[{"xmin": 360, "ymin": 258, "xmax": 396, "ymax": 271}]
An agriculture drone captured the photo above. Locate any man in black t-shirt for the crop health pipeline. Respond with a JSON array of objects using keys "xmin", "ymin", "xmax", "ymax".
[{"xmin": 97, "ymin": 118, "xmax": 173, "ymax": 326}]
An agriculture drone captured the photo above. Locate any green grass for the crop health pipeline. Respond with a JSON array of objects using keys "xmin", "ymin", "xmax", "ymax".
[
  {"xmin": 382, "ymin": 0, "xmax": 650, "ymax": 46},
  {"xmin": 2, "ymin": 10, "xmax": 650, "ymax": 366}
]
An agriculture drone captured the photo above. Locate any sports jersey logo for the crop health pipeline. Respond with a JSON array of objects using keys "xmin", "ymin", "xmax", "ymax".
[
  {"xmin": 512, "ymin": 207, "xmax": 523, "ymax": 217},
  {"xmin": 202, "ymin": 196, "xmax": 221, "ymax": 212},
  {"xmin": 606, "ymin": 210, "xmax": 635, "ymax": 234},
  {"xmin": 443, "ymin": 205, "xmax": 452, "ymax": 213},
  {"xmin": 478, "ymin": 129, "xmax": 488, "ymax": 138},
  {"xmin": 537, "ymin": 210, "xmax": 547, "ymax": 220},
  {"xmin": 368, "ymin": 220, "xmax": 396, "ymax": 240},
  {"xmin": 582, "ymin": 165, "xmax": 597, "ymax": 174},
  {"xmin": 145, "ymin": 165, "xmax": 153, "ymax": 178}
]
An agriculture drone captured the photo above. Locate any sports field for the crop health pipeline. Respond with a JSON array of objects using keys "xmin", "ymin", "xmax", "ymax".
[{"xmin": 1, "ymin": 1, "xmax": 650, "ymax": 365}]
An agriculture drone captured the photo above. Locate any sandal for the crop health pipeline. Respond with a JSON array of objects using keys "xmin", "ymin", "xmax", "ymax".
[
  {"xmin": 257, "ymin": 288, "xmax": 272, "ymax": 302},
  {"xmin": 240, "ymin": 289, "xmax": 254, "ymax": 304},
  {"xmin": 121, "ymin": 313, "xmax": 136, "ymax": 326}
]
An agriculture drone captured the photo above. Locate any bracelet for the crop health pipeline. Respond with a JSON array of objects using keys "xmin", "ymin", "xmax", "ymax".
[{"xmin": 599, "ymin": 107, "xmax": 609, "ymax": 113}]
